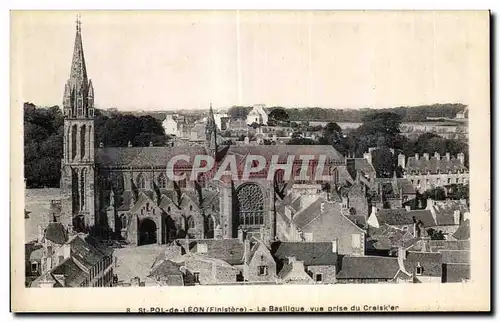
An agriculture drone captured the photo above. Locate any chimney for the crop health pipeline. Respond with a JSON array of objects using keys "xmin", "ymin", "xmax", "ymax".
[
  {"xmin": 243, "ymin": 238, "xmax": 251, "ymax": 264},
  {"xmin": 397, "ymin": 246, "xmax": 406, "ymax": 260},
  {"xmin": 434, "ymin": 152, "xmax": 440, "ymax": 160},
  {"xmin": 423, "ymin": 153, "xmax": 429, "ymax": 161},
  {"xmin": 237, "ymin": 228, "xmax": 245, "ymax": 243},
  {"xmin": 287, "ymin": 256, "xmax": 296, "ymax": 264},
  {"xmin": 363, "ymin": 152, "xmax": 372, "ymax": 165},
  {"xmin": 331, "ymin": 240, "xmax": 338, "ymax": 253},
  {"xmin": 398, "ymin": 154, "xmax": 406, "ymax": 169},
  {"xmin": 457, "ymin": 153, "xmax": 465, "ymax": 165},
  {"xmin": 37, "ymin": 225, "xmax": 43, "ymax": 244},
  {"xmin": 426, "ymin": 198, "xmax": 435, "ymax": 210},
  {"xmin": 63, "ymin": 243, "xmax": 71, "ymax": 259},
  {"xmin": 46, "ymin": 256, "xmax": 52, "ymax": 272},
  {"xmin": 446, "ymin": 152, "xmax": 451, "ymax": 161},
  {"xmin": 184, "ymin": 235, "xmax": 190, "ymax": 254},
  {"xmin": 415, "ymin": 153, "xmax": 419, "ymax": 160},
  {"xmin": 453, "ymin": 210, "xmax": 462, "ymax": 225}
]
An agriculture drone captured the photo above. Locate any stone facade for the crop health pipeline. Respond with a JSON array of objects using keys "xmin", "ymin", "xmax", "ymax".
[
  {"xmin": 399, "ymin": 152, "xmax": 469, "ymax": 192},
  {"xmin": 58, "ymin": 20, "xmax": 347, "ymax": 249},
  {"xmin": 307, "ymin": 265, "xmax": 336, "ymax": 284}
]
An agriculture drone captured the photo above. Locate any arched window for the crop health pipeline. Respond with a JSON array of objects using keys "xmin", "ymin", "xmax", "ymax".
[
  {"xmin": 187, "ymin": 216, "xmax": 195, "ymax": 229},
  {"xmin": 80, "ymin": 124, "xmax": 86, "ymax": 160},
  {"xmin": 80, "ymin": 168, "xmax": 86, "ymax": 210},
  {"xmin": 236, "ymin": 183, "xmax": 264, "ymax": 226},
  {"xmin": 157, "ymin": 173, "xmax": 167, "ymax": 189},
  {"xmin": 205, "ymin": 216, "xmax": 215, "ymax": 239},
  {"xmin": 71, "ymin": 124, "xmax": 78, "ymax": 160},
  {"xmin": 120, "ymin": 215, "xmax": 127, "ymax": 228},
  {"xmin": 137, "ymin": 173, "xmax": 146, "ymax": 189}
]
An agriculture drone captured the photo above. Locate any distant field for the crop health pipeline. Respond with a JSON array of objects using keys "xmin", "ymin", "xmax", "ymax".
[{"xmin": 25, "ymin": 188, "xmax": 61, "ymax": 243}]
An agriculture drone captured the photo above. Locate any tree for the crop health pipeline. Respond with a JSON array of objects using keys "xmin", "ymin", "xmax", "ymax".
[
  {"xmin": 423, "ymin": 187, "xmax": 446, "ymax": 201},
  {"xmin": 24, "ymin": 103, "xmax": 169, "ymax": 188},
  {"xmin": 228, "ymin": 106, "xmax": 252, "ymax": 120},
  {"xmin": 287, "ymin": 138, "xmax": 318, "ymax": 145},
  {"xmin": 426, "ymin": 228, "xmax": 446, "ymax": 240},
  {"xmin": 371, "ymin": 148, "xmax": 396, "ymax": 178},
  {"xmin": 269, "ymin": 107, "xmax": 289, "ymax": 122}
]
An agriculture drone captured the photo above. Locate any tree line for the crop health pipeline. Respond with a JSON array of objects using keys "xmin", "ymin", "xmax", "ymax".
[
  {"xmin": 286, "ymin": 111, "xmax": 469, "ymax": 180},
  {"xmin": 24, "ymin": 103, "xmax": 168, "ymax": 188},
  {"xmin": 228, "ymin": 103, "xmax": 466, "ymax": 123}
]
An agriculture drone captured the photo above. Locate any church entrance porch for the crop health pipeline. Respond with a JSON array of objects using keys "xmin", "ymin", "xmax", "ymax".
[{"xmin": 138, "ymin": 218, "xmax": 157, "ymax": 246}]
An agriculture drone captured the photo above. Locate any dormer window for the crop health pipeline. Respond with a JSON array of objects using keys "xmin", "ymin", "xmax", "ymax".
[{"xmin": 416, "ymin": 262, "xmax": 423, "ymax": 276}]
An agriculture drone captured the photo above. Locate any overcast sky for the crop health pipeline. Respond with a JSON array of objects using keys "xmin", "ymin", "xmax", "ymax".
[{"xmin": 11, "ymin": 11, "xmax": 488, "ymax": 111}]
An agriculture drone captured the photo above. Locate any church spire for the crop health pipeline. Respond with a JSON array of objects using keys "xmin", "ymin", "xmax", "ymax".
[
  {"xmin": 69, "ymin": 14, "xmax": 88, "ymax": 91},
  {"xmin": 63, "ymin": 15, "xmax": 94, "ymax": 119},
  {"xmin": 205, "ymin": 103, "xmax": 218, "ymax": 157}
]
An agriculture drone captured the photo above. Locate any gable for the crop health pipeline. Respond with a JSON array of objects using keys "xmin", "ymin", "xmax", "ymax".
[{"xmin": 130, "ymin": 191, "xmax": 163, "ymax": 217}]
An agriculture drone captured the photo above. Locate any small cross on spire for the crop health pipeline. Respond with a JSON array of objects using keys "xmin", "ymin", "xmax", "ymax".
[{"xmin": 75, "ymin": 14, "xmax": 82, "ymax": 32}]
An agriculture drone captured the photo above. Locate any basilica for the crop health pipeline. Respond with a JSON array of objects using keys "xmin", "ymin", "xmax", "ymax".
[{"xmin": 58, "ymin": 20, "xmax": 347, "ymax": 247}]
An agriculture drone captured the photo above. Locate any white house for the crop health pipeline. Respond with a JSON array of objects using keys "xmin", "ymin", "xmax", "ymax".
[
  {"xmin": 162, "ymin": 114, "xmax": 179, "ymax": 136},
  {"xmin": 246, "ymin": 104, "xmax": 268, "ymax": 126},
  {"xmin": 213, "ymin": 112, "xmax": 229, "ymax": 131}
]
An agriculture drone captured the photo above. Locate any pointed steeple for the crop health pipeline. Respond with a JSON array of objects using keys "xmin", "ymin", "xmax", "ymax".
[
  {"xmin": 69, "ymin": 14, "xmax": 88, "ymax": 91},
  {"xmin": 63, "ymin": 15, "xmax": 94, "ymax": 119},
  {"xmin": 205, "ymin": 103, "xmax": 218, "ymax": 157},
  {"xmin": 88, "ymin": 79, "xmax": 94, "ymax": 97}
]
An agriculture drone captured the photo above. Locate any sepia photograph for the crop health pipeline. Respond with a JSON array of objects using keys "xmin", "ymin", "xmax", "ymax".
[{"xmin": 10, "ymin": 10, "xmax": 490, "ymax": 312}]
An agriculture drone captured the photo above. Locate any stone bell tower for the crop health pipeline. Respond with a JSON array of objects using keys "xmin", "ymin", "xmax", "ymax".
[{"xmin": 60, "ymin": 15, "xmax": 96, "ymax": 233}]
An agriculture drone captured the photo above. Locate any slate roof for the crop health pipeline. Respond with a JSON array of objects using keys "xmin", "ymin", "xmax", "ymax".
[
  {"xmin": 177, "ymin": 238, "xmax": 245, "ymax": 265},
  {"xmin": 149, "ymin": 260, "xmax": 183, "ymax": 279},
  {"xmin": 272, "ymin": 242, "xmax": 338, "ymax": 267},
  {"xmin": 430, "ymin": 201, "xmax": 469, "ymax": 226},
  {"xmin": 405, "ymin": 251, "xmax": 443, "ymax": 277},
  {"xmin": 346, "ymin": 158, "xmax": 376, "ymax": 178},
  {"xmin": 96, "ymin": 146, "xmax": 208, "ymax": 167},
  {"xmin": 25, "ymin": 242, "xmax": 43, "ymax": 262},
  {"xmin": 29, "ymin": 248, "xmax": 43, "ymax": 262},
  {"xmin": 443, "ymin": 263, "xmax": 470, "ymax": 283},
  {"xmin": 292, "ymin": 198, "xmax": 326, "ymax": 229},
  {"xmin": 375, "ymin": 209, "xmax": 436, "ymax": 227},
  {"xmin": 44, "ymin": 222, "xmax": 68, "ymax": 245},
  {"xmin": 225, "ymin": 145, "xmax": 344, "ymax": 164},
  {"xmin": 375, "ymin": 178, "xmax": 416, "ymax": 196},
  {"xmin": 452, "ymin": 220, "xmax": 470, "ymax": 240},
  {"xmin": 336, "ymin": 256, "xmax": 401, "ymax": 280},
  {"xmin": 406, "ymin": 155, "xmax": 468, "ymax": 174},
  {"xmin": 68, "ymin": 235, "xmax": 107, "ymax": 270},
  {"xmin": 367, "ymin": 227, "xmax": 418, "ymax": 251},
  {"xmin": 439, "ymin": 250, "xmax": 470, "ymax": 264},
  {"xmin": 345, "ymin": 215, "xmax": 367, "ymax": 229},
  {"xmin": 428, "ymin": 240, "xmax": 470, "ymax": 252},
  {"xmin": 50, "ymin": 257, "xmax": 89, "ymax": 287},
  {"xmin": 30, "ymin": 272, "xmax": 63, "ymax": 288}
]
